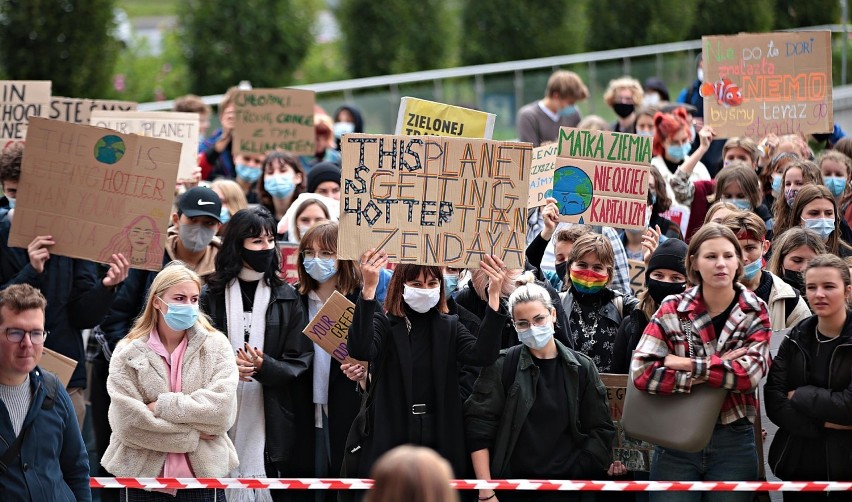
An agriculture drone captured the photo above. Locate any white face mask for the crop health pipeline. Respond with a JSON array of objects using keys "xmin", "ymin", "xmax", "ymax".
[
  {"xmin": 697, "ymin": 68, "xmax": 705, "ymax": 83},
  {"xmin": 403, "ymin": 285, "xmax": 441, "ymax": 313},
  {"xmin": 644, "ymin": 92, "xmax": 660, "ymax": 107}
]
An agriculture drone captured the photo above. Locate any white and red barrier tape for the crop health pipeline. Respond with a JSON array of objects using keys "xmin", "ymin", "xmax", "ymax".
[{"xmin": 89, "ymin": 478, "xmax": 852, "ymax": 492}]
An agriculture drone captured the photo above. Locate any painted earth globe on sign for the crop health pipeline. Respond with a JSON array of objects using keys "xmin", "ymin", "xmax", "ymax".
[
  {"xmin": 548, "ymin": 165, "xmax": 593, "ymax": 216},
  {"xmin": 94, "ymin": 135, "xmax": 126, "ymax": 165}
]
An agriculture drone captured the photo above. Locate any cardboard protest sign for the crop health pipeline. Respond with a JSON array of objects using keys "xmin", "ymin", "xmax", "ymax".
[
  {"xmin": 302, "ymin": 291, "xmax": 366, "ymax": 366},
  {"xmin": 527, "ymin": 143, "xmax": 558, "ymax": 208},
  {"xmin": 600, "ymin": 374, "xmax": 654, "ymax": 472},
  {"xmin": 9, "ymin": 117, "xmax": 181, "ymax": 271},
  {"xmin": 90, "ymin": 110, "xmax": 199, "ymax": 181},
  {"xmin": 554, "ymin": 127, "xmax": 651, "ymax": 231},
  {"xmin": 628, "ymin": 259, "xmax": 647, "ymax": 297},
  {"xmin": 338, "ymin": 134, "xmax": 532, "ymax": 268},
  {"xmin": 48, "ymin": 97, "xmax": 137, "ymax": 124},
  {"xmin": 395, "ymin": 97, "xmax": 496, "ymax": 139},
  {"xmin": 0, "ymin": 81, "xmax": 51, "ymax": 148},
  {"xmin": 278, "ymin": 242, "xmax": 300, "ymax": 284},
  {"xmin": 702, "ymin": 31, "xmax": 832, "ymax": 138},
  {"xmin": 40, "ymin": 348, "xmax": 78, "ymax": 387},
  {"xmin": 232, "ymin": 88, "xmax": 315, "ymax": 157}
]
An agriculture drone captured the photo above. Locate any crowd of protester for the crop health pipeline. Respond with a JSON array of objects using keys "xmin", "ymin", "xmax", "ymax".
[{"xmin": 1, "ymin": 64, "xmax": 851, "ymax": 502}]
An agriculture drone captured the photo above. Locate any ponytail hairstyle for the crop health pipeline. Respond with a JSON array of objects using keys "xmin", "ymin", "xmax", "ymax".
[
  {"xmin": 652, "ymin": 107, "xmax": 690, "ymax": 158},
  {"xmin": 507, "ymin": 273, "xmax": 555, "ymax": 320}
]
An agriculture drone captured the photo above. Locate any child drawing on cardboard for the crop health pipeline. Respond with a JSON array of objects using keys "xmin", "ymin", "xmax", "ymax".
[{"xmin": 99, "ymin": 215, "xmax": 161, "ymax": 268}]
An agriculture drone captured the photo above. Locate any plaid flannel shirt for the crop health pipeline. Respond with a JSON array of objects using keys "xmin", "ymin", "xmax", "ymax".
[{"xmin": 630, "ymin": 283, "xmax": 771, "ymax": 424}]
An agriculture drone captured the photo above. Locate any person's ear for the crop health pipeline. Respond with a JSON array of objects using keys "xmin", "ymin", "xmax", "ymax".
[
  {"xmin": 762, "ymin": 240, "xmax": 771, "ymax": 256},
  {"xmin": 171, "ymin": 212, "xmax": 180, "ymax": 227}
]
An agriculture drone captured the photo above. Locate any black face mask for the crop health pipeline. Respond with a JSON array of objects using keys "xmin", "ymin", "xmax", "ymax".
[
  {"xmin": 613, "ymin": 103, "xmax": 635, "ymax": 118},
  {"xmin": 241, "ymin": 247, "xmax": 275, "ymax": 273},
  {"xmin": 555, "ymin": 261, "xmax": 569, "ymax": 284},
  {"xmin": 647, "ymin": 278, "xmax": 687, "ymax": 305},
  {"xmin": 783, "ymin": 269, "xmax": 805, "ymax": 293}
]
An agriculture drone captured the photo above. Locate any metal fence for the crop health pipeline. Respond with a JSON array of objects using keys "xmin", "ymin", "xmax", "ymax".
[{"xmin": 139, "ymin": 25, "xmax": 850, "ymax": 141}]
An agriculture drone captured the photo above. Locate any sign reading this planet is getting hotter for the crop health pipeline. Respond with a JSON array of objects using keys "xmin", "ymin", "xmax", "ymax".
[{"xmin": 552, "ymin": 127, "xmax": 651, "ymax": 231}]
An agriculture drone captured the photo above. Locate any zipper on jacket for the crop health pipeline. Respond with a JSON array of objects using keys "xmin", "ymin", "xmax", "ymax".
[{"xmin": 824, "ymin": 342, "xmax": 852, "ymax": 482}]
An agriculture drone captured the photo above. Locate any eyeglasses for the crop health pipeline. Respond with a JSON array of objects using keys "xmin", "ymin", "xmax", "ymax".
[
  {"xmin": 4, "ymin": 328, "xmax": 48, "ymax": 344},
  {"xmin": 512, "ymin": 315, "xmax": 550, "ymax": 331},
  {"xmin": 302, "ymin": 250, "xmax": 336, "ymax": 260}
]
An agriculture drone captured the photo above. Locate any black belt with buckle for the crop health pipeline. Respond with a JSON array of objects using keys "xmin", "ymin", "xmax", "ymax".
[{"xmin": 411, "ymin": 403, "xmax": 432, "ymax": 415}]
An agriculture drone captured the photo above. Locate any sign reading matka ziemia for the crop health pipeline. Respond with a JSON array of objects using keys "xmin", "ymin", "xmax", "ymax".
[
  {"xmin": 9, "ymin": 117, "xmax": 181, "ymax": 272},
  {"xmin": 49, "ymin": 97, "xmax": 137, "ymax": 124},
  {"xmin": 232, "ymin": 88, "xmax": 316, "ymax": 157},
  {"xmin": 395, "ymin": 97, "xmax": 496, "ymax": 139},
  {"xmin": 0, "ymin": 81, "xmax": 51, "ymax": 148},
  {"xmin": 338, "ymin": 134, "xmax": 532, "ymax": 268},
  {"xmin": 702, "ymin": 31, "xmax": 832, "ymax": 138},
  {"xmin": 554, "ymin": 127, "xmax": 651, "ymax": 231},
  {"xmin": 90, "ymin": 110, "xmax": 199, "ymax": 181}
]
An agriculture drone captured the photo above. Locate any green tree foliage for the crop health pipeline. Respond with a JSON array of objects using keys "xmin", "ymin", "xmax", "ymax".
[
  {"xmin": 337, "ymin": 0, "xmax": 452, "ymax": 78},
  {"xmin": 586, "ymin": 0, "xmax": 698, "ymax": 51},
  {"xmin": 179, "ymin": 0, "xmax": 318, "ymax": 95},
  {"xmin": 688, "ymin": 0, "xmax": 774, "ymax": 38},
  {"xmin": 459, "ymin": 0, "xmax": 587, "ymax": 65},
  {"xmin": 0, "ymin": 0, "xmax": 119, "ymax": 97},
  {"xmin": 774, "ymin": 0, "xmax": 840, "ymax": 29}
]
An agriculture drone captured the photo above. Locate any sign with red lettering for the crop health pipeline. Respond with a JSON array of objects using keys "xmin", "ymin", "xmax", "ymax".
[
  {"xmin": 702, "ymin": 31, "xmax": 832, "ymax": 138},
  {"xmin": 338, "ymin": 134, "xmax": 532, "ymax": 268},
  {"xmin": 302, "ymin": 291, "xmax": 366, "ymax": 366},
  {"xmin": 8, "ymin": 117, "xmax": 181, "ymax": 271},
  {"xmin": 554, "ymin": 127, "xmax": 651, "ymax": 231},
  {"xmin": 279, "ymin": 241, "xmax": 299, "ymax": 284}
]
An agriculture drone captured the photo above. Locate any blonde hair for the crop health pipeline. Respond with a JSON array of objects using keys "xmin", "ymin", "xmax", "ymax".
[
  {"xmin": 704, "ymin": 201, "xmax": 740, "ymax": 224},
  {"xmin": 367, "ymin": 445, "xmax": 458, "ymax": 502},
  {"xmin": 125, "ymin": 261, "xmax": 217, "ymax": 341},
  {"xmin": 507, "ymin": 275, "xmax": 554, "ymax": 315},
  {"xmin": 722, "ymin": 137, "xmax": 759, "ymax": 164},
  {"xmin": 577, "ymin": 115, "xmax": 609, "ymax": 131},
  {"xmin": 603, "ymin": 77, "xmax": 644, "ymax": 107},
  {"xmin": 211, "ymin": 178, "xmax": 249, "ymax": 217}
]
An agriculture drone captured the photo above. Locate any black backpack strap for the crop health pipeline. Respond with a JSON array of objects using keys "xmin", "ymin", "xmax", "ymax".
[{"xmin": 500, "ymin": 345, "xmax": 523, "ymax": 393}]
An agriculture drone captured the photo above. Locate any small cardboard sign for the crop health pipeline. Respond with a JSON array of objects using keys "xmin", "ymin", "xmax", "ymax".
[
  {"xmin": 278, "ymin": 242, "xmax": 299, "ymax": 284},
  {"xmin": 0, "ymin": 80, "xmax": 51, "ymax": 148},
  {"xmin": 628, "ymin": 259, "xmax": 647, "ymax": 297},
  {"xmin": 48, "ymin": 97, "xmax": 137, "ymax": 124},
  {"xmin": 302, "ymin": 291, "xmax": 366, "ymax": 366},
  {"xmin": 701, "ymin": 31, "xmax": 832, "ymax": 138},
  {"xmin": 554, "ymin": 127, "xmax": 651, "ymax": 231},
  {"xmin": 40, "ymin": 348, "xmax": 78, "ymax": 387},
  {"xmin": 232, "ymin": 88, "xmax": 316, "ymax": 157},
  {"xmin": 8, "ymin": 117, "xmax": 182, "ymax": 271},
  {"xmin": 527, "ymin": 143, "xmax": 558, "ymax": 208},
  {"xmin": 338, "ymin": 134, "xmax": 532, "ymax": 268},
  {"xmin": 90, "ymin": 110, "xmax": 199, "ymax": 181},
  {"xmin": 395, "ymin": 97, "xmax": 496, "ymax": 139},
  {"xmin": 600, "ymin": 373, "xmax": 654, "ymax": 472}
]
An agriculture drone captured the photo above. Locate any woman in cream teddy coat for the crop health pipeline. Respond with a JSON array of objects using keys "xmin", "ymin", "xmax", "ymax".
[{"xmin": 102, "ymin": 262, "xmax": 239, "ymax": 501}]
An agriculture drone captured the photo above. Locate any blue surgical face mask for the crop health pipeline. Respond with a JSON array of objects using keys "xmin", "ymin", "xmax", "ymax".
[
  {"xmin": 743, "ymin": 258, "xmax": 763, "ymax": 281},
  {"xmin": 157, "ymin": 297, "xmax": 199, "ymax": 331},
  {"xmin": 682, "ymin": 142, "xmax": 693, "ymax": 159},
  {"xmin": 559, "ymin": 104, "xmax": 577, "ymax": 117},
  {"xmin": 825, "ymin": 176, "xmax": 847, "ymax": 198},
  {"xmin": 6, "ymin": 197, "xmax": 14, "ymax": 209},
  {"xmin": 219, "ymin": 206, "xmax": 231, "ymax": 224},
  {"xmin": 236, "ymin": 164, "xmax": 262, "ymax": 183},
  {"xmin": 650, "ymin": 192, "xmax": 657, "ymax": 205},
  {"xmin": 444, "ymin": 274, "xmax": 459, "ymax": 298},
  {"xmin": 264, "ymin": 172, "xmax": 296, "ymax": 199},
  {"xmin": 771, "ymin": 174, "xmax": 782, "ymax": 194},
  {"xmin": 304, "ymin": 258, "xmax": 337, "ymax": 283},
  {"xmin": 517, "ymin": 323, "xmax": 554, "ymax": 350},
  {"xmin": 802, "ymin": 217, "xmax": 835, "ymax": 240},
  {"xmin": 725, "ymin": 198, "xmax": 751, "ymax": 211},
  {"xmin": 637, "ymin": 130, "xmax": 654, "ymax": 137},
  {"xmin": 667, "ymin": 144, "xmax": 685, "ymax": 162}
]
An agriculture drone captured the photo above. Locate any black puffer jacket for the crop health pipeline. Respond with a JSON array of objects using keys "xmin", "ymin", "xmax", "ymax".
[{"xmin": 765, "ymin": 314, "xmax": 852, "ymax": 482}]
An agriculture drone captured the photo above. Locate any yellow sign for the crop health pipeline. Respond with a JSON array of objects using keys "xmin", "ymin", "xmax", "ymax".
[{"xmin": 395, "ymin": 97, "xmax": 495, "ymax": 138}]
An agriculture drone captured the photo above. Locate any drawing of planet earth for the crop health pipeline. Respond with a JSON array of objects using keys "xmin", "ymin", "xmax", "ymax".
[
  {"xmin": 548, "ymin": 165, "xmax": 593, "ymax": 216},
  {"xmin": 94, "ymin": 135, "xmax": 126, "ymax": 164}
]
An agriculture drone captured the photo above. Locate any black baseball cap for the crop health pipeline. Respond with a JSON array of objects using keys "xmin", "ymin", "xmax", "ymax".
[{"xmin": 178, "ymin": 186, "xmax": 222, "ymax": 222}]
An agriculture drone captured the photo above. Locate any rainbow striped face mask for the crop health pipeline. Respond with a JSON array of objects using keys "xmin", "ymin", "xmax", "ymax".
[{"xmin": 570, "ymin": 268, "xmax": 608, "ymax": 294}]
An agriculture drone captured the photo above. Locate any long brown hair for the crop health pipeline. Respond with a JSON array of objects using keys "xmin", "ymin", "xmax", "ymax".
[
  {"xmin": 685, "ymin": 223, "xmax": 743, "ymax": 285},
  {"xmin": 789, "ymin": 184, "xmax": 850, "ymax": 256},
  {"xmin": 384, "ymin": 264, "xmax": 448, "ymax": 317},
  {"xmin": 713, "ymin": 161, "xmax": 761, "ymax": 209},
  {"xmin": 772, "ymin": 160, "xmax": 823, "ymax": 240},
  {"xmin": 766, "ymin": 227, "xmax": 827, "ymax": 277},
  {"xmin": 297, "ymin": 221, "xmax": 360, "ymax": 295}
]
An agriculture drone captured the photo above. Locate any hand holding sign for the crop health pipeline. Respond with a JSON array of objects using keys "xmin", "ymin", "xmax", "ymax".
[
  {"xmin": 641, "ymin": 225, "xmax": 661, "ymax": 264},
  {"xmin": 360, "ymin": 248, "xmax": 388, "ymax": 300},
  {"xmin": 480, "ymin": 254, "xmax": 507, "ymax": 312},
  {"xmin": 27, "ymin": 235, "xmax": 54, "ymax": 274},
  {"xmin": 102, "ymin": 253, "xmax": 131, "ymax": 288},
  {"xmin": 341, "ymin": 363, "xmax": 367, "ymax": 382},
  {"xmin": 541, "ymin": 197, "xmax": 560, "ymax": 241}
]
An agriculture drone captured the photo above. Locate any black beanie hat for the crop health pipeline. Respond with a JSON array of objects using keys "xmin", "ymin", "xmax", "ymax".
[
  {"xmin": 646, "ymin": 238, "xmax": 688, "ymax": 282},
  {"xmin": 307, "ymin": 162, "xmax": 341, "ymax": 194}
]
